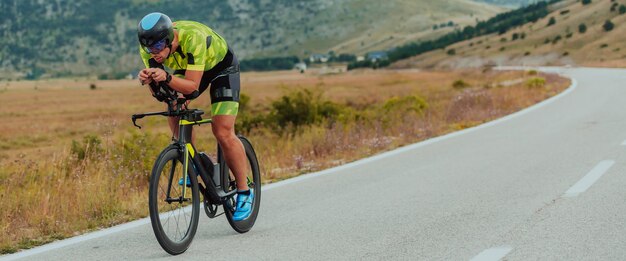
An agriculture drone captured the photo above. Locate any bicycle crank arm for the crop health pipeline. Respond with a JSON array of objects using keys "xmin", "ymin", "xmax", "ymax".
[{"xmin": 216, "ymin": 189, "xmax": 237, "ymax": 199}]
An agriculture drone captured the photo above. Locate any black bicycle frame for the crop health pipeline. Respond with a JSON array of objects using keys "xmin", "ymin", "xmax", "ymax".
[
  {"xmin": 177, "ymin": 112, "xmax": 236, "ymax": 203},
  {"xmin": 132, "ymin": 99, "xmax": 236, "ymax": 205}
]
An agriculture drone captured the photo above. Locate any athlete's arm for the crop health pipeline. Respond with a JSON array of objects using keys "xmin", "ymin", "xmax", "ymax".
[{"xmin": 147, "ymin": 68, "xmax": 201, "ymax": 95}]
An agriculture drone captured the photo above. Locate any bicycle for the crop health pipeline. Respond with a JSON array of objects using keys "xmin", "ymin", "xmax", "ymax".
[{"xmin": 132, "ymin": 95, "xmax": 261, "ymax": 255}]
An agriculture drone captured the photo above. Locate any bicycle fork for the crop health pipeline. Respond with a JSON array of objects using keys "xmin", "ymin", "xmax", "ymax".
[
  {"xmin": 164, "ymin": 144, "xmax": 194, "ymax": 204},
  {"xmin": 181, "ymin": 143, "xmax": 194, "ymax": 202}
]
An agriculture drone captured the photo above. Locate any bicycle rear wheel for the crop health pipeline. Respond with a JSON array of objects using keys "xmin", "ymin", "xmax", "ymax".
[
  {"xmin": 222, "ymin": 136, "xmax": 261, "ymax": 233},
  {"xmin": 149, "ymin": 147, "xmax": 200, "ymax": 255}
]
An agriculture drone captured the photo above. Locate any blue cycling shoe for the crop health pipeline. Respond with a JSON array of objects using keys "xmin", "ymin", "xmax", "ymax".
[
  {"xmin": 232, "ymin": 189, "xmax": 254, "ymax": 221},
  {"xmin": 178, "ymin": 176, "xmax": 191, "ymax": 187}
]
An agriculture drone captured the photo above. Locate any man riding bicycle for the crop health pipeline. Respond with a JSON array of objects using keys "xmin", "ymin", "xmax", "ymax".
[{"xmin": 137, "ymin": 12, "xmax": 252, "ymax": 221}]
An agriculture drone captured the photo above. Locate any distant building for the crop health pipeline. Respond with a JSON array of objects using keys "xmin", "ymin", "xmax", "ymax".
[
  {"xmin": 128, "ymin": 70, "xmax": 140, "ymax": 80},
  {"xmin": 294, "ymin": 62, "xmax": 307, "ymax": 73},
  {"xmin": 309, "ymin": 54, "xmax": 330, "ymax": 63},
  {"xmin": 366, "ymin": 51, "xmax": 388, "ymax": 62}
]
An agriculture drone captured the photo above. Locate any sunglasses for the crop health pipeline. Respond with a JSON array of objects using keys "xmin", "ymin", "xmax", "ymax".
[{"xmin": 144, "ymin": 39, "xmax": 167, "ymax": 54}]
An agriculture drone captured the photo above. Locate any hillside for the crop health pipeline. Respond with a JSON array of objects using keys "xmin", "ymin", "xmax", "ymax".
[
  {"xmin": 474, "ymin": 0, "xmax": 548, "ymax": 8},
  {"xmin": 0, "ymin": 0, "xmax": 504, "ymax": 80},
  {"xmin": 393, "ymin": 0, "xmax": 626, "ymax": 69}
]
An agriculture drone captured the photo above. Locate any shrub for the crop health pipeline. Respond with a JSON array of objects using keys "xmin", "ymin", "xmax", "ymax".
[
  {"xmin": 71, "ymin": 134, "xmax": 103, "ymax": 160},
  {"xmin": 526, "ymin": 77, "xmax": 546, "ymax": 88},
  {"xmin": 234, "ymin": 93, "xmax": 266, "ymax": 134},
  {"xmin": 267, "ymin": 89, "xmax": 344, "ymax": 132},
  {"xmin": 620, "ymin": 5, "xmax": 626, "ymax": 14},
  {"xmin": 547, "ymin": 17, "xmax": 556, "ymax": 26},
  {"xmin": 114, "ymin": 130, "xmax": 168, "ymax": 174},
  {"xmin": 447, "ymin": 48, "xmax": 456, "ymax": 55},
  {"xmin": 453, "ymin": 79, "xmax": 470, "ymax": 89},
  {"xmin": 527, "ymin": 70, "xmax": 538, "ymax": 76},
  {"xmin": 382, "ymin": 95, "xmax": 428, "ymax": 115},
  {"xmin": 579, "ymin": 23, "xmax": 587, "ymax": 33},
  {"xmin": 603, "ymin": 20, "xmax": 615, "ymax": 31},
  {"xmin": 582, "ymin": 0, "xmax": 591, "ymax": 5}
]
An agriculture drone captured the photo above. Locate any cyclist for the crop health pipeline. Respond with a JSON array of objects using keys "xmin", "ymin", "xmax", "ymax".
[{"xmin": 137, "ymin": 12, "xmax": 252, "ymax": 221}]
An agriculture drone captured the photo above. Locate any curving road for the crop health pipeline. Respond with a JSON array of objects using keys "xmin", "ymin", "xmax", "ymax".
[{"xmin": 3, "ymin": 67, "xmax": 626, "ymax": 260}]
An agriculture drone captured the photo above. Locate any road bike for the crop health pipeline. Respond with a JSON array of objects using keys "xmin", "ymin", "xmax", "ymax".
[{"xmin": 132, "ymin": 96, "xmax": 261, "ymax": 255}]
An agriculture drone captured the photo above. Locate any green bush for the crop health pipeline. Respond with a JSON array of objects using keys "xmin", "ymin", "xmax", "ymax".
[
  {"xmin": 268, "ymin": 89, "xmax": 344, "ymax": 132},
  {"xmin": 70, "ymin": 134, "xmax": 103, "ymax": 160},
  {"xmin": 234, "ymin": 93, "xmax": 263, "ymax": 134},
  {"xmin": 603, "ymin": 20, "xmax": 615, "ymax": 31},
  {"xmin": 579, "ymin": 23, "xmax": 587, "ymax": 33},
  {"xmin": 114, "ymin": 130, "xmax": 169, "ymax": 174},
  {"xmin": 526, "ymin": 77, "xmax": 546, "ymax": 88},
  {"xmin": 452, "ymin": 79, "xmax": 470, "ymax": 89},
  {"xmin": 382, "ymin": 95, "xmax": 428, "ymax": 115}
]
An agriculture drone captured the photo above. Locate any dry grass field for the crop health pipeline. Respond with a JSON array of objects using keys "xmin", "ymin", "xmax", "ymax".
[{"xmin": 0, "ymin": 68, "xmax": 569, "ymax": 253}]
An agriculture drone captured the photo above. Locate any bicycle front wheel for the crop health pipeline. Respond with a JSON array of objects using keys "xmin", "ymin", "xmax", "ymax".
[{"xmin": 149, "ymin": 147, "xmax": 200, "ymax": 255}]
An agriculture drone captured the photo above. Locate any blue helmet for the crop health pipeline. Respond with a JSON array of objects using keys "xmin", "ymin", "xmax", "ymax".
[{"xmin": 138, "ymin": 12, "xmax": 174, "ymax": 48}]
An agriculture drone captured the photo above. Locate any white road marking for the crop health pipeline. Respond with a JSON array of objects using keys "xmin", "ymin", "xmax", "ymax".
[
  {"xmin": 469, "ymin": 246, "xmax": 513, "ymax": 261},
  {"xmin": 563, "ymin": 160, "xmax": 615, "ymax": 198},
  {"xmin": 0, "ymin": 72, "xmax": 578, "ymax": 260}
]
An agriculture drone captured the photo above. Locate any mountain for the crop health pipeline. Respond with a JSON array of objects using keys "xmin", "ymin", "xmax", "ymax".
[
  {"xmin": 393, "ymin": 0, "xmax": 626, "ymax": 69},
  {"xmin": 0, "ymin": 0, "xmax": 505, "ymax": 80}
]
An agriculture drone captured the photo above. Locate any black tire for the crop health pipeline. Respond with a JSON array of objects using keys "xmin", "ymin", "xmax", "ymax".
[
  {"xmin": 222, "ymin": 136, "xmax": 261, "ymax": 233},
  {"xmin": 149, "ymin": 147, "xmax": 200, "ymax": 255}
]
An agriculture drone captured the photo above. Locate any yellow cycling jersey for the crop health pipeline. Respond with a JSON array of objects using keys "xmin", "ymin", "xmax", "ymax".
[{"xmin": 139, "ymin": 21, "xmax": 229, "ymax": 74}]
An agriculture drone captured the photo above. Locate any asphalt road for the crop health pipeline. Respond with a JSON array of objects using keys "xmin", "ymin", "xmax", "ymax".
[{"xmin": 3, "ymin": 67, "xmax": 626, "ymax": 260}]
